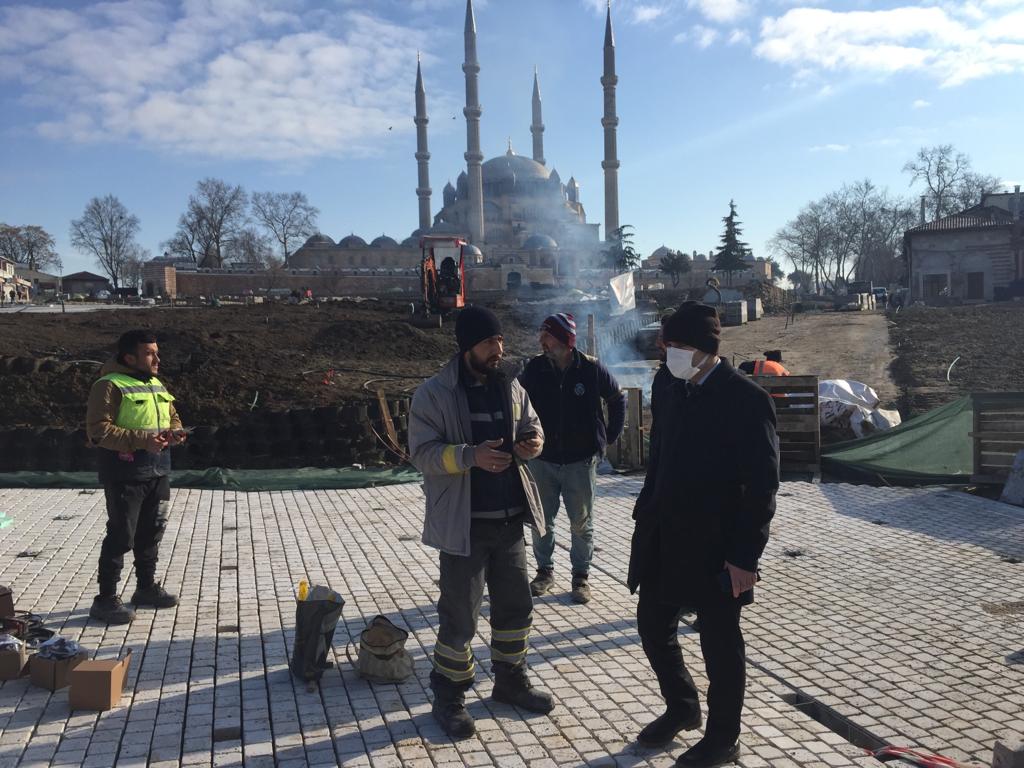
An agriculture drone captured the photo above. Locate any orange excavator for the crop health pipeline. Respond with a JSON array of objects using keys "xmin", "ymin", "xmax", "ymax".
[{"xmin": 413, "ymin": 236, "xmax": 469, "ymax": 326}]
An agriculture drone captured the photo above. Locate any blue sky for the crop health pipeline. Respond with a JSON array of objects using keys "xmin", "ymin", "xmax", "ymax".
[{"xmin": 1, "ymin": 0, "xmax": 1022, "ymax": 276}]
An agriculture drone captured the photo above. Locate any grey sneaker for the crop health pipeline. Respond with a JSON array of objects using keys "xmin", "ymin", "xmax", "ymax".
[
  {"xmin": 571, "ymin": 574, "xmax": 591, "ymax": 604},
  {"xmin": 530, "ymin": 569, "xmax": 555, "ymax": 597}
]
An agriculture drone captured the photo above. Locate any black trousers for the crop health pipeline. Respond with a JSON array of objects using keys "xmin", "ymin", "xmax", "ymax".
[
  {"xmin": 432, "ymin": 515, "xmax": 534, "ymax": 686},
  {"xmin": 637, "ymin": 577, "xmax": 745, "ymax": 747},
  {"xmin": 97, "ymin": 476, "xmax": 171, "ymax": 595}
]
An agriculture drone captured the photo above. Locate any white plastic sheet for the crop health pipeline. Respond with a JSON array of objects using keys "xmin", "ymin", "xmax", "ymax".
[{"xmin": 819, "ymin": 379, "xmax": 901, "ymax": 438}]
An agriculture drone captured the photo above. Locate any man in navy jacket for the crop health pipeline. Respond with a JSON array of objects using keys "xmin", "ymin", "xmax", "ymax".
[{"xmin": 518, "ymin": 313, "xmax": 626, "ymax": 604}]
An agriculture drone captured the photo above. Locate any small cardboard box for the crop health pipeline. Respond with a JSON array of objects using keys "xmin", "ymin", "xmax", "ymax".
[
  {"xmin": 0, "ymin": 585, "xmax": 13, "ymax": 619},
  {"xmin": 68, "ymin": 649, "xmax": 132, "ymax": 711},
  {"xmin": 0, "ymin": 645, "xmax": 27, "ymax": 681},
  {"xmin": 30, "ymin": 651, "xmax": 88, "ymax": 691}
]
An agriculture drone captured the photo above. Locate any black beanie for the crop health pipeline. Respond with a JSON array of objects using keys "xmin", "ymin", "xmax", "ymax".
[
  {"xmin": 455, "ymin": 305, "xmax": 503, "ymax": 352},
  {"xmin": 662, "ymin": 301, "xmax": 721, "ymax": 355}
]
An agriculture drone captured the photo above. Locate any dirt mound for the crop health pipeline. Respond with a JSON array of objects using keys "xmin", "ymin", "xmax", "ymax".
[{"xmin": 890, "ymin": 303, "xmax": 1024, "ymax": 416}]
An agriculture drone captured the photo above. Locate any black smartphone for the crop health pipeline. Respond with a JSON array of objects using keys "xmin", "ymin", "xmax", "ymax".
[{"xmin": 516, "ymin": 430, "xmax": 539, "ymax": 443}]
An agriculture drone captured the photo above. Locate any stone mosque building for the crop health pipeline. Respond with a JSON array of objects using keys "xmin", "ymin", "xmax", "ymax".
[{"xmin": 288, "ymin": 0, "xmax": 622, "ymax": 292}]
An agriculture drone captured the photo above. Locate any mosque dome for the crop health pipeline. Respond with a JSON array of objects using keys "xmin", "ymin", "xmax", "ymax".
[
  {"xmin": 523, "ymin": 234, "xmax": 558, "ymax": 250},
  {"xmin": 303, "ymin": 233, "xmax": 335, "ymax": 248},
  {"xmin": 370, "ymin": 235, "xmax": 399, "ymax": 248},
  {"xmin": 338, "ymin": 234, "xmax": 367, "ymax": 248},
  {"xmin": 482, "ymin": 149, "xmax": 551, "ymax": 185},
  {"xmin": 649, "ymin": 245, "xmax": 678, "ymax": 261},
  {"xmin": 429, "ymin": 221, "xmax": 459, "ymax": 234},
  {"xmin": 400, "ymin": 236, "xmax": 418, "ymax": 247},
  {"xmin": 463, "ymin": 244, "xmax": 483, "ymax": 257}
]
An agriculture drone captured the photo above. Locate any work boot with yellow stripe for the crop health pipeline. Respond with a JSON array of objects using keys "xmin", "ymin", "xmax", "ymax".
[
  {"xmin": 492, "ymin": 662, "xmax": 554, "ymax": 713},
  {"xmin": 430, "ymin": 671, "xmax": 476, "ymax": 740}
]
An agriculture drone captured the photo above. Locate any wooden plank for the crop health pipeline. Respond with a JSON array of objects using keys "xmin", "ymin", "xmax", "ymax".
[
  {"xmin": 776, "ymin": 414, "xmax": 820, "ymax": 431},
  {"xmin": 980, "ymin": 452, "xmax": 1019, "ymax": 468},
  {"xmin": 969, "ymin": 431, "xmax": 1024, "ymax": 439},
  {"xmin": 975, "ymin": 420, "xmax": 1024, "ymax": 432},
  {"xmin": 972, "ymin": 473, "xmax": 1009, "ymax": 484}
]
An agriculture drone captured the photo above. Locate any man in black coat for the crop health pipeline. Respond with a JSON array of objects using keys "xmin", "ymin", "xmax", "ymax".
[{"xmin": 629, "ymin": 301, "xmax": 779, "ymax": 768}]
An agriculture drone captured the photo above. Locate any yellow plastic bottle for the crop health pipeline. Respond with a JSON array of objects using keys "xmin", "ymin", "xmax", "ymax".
[{"xmin": 298, "ymin": 579, "xmax": 309, "ymax": 601}]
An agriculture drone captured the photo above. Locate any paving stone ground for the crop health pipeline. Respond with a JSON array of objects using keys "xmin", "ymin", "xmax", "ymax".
[{"xmin": 0, "ymin": 478, "xmax": 1021, "ymax": 768}]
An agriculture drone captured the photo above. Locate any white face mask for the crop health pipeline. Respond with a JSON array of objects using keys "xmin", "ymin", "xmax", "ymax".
[{"xmin": 666, "ymin": 347, "xmax": 701, "ymax": 380}]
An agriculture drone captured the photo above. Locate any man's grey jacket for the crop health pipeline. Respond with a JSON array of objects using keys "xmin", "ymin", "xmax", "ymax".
[{"xmin": 409, "ymin": 355, "xmax": 547, "ymax": 557}]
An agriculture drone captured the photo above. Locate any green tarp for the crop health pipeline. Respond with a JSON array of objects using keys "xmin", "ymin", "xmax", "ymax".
[
  {"xmin": 0, "ymin": 466, "xmax": 422, "ymax": 492},
  {"xmin": 822, "ymin": 396, "xmax": 974, "ymax": 485}
]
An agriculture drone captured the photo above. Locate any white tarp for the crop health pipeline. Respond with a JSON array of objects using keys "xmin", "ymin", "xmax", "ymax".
[
  {"xmin": 609, "ymin": 271, "xmax": 636, "ymax": 316},
  {"xmin": 818, "ymin": 379, "xmax": 901, "ymax": 438}
]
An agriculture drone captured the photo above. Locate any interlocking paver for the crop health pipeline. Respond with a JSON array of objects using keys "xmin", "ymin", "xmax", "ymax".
[{"xmin": 1, "ymin": 480, "xmax": 1021, "ymax": 766}]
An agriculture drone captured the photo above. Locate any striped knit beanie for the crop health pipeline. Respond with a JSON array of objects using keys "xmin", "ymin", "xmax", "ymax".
[{"xmin": 540, "ymin": 313, "xmax": 577, "ymax": 349}]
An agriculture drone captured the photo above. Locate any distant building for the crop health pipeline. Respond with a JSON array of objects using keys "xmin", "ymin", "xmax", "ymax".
[
  {"xmin": 639, "ymin": 247, "xmax": 771, "ymax": 291},
  {"xmin": 904, "ymin": 187, "xmax": 1024, "ymax": 303},
  {"xmin": 15, "ymin": 265, "xmax": 61, "ymax": 297},
  {"xmin": 62, "ymin": 271, "xmax": 111, "ymax": 297}
]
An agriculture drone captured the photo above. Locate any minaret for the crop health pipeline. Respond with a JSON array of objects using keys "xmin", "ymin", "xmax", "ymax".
[
  {"xmin": 463, "ymin": 0, "xmax": 485, "ymax": 243},
  {"xmin": 601, "ymin": 0, "xmax": 621, "ymax": 240},
  {"xmin": 531, "ymin": 67, "xmax": 545, "ymax": 166},
  {"xmin": 414, "ymin": 53, "xmax": 432, "ymax": 233}
]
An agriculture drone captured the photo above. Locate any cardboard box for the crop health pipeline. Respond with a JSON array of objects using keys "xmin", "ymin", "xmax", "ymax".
[
  {"xmin": 68, "ymin": 649, "xmax": 132, "ymax": 711},
  {"xmin": 30, "ymin": 651, "xmax": 88, "ymax": 691},
  {"xmin": 0, "ymin": 585, "xmax": 13, "ymax": 619},
  {"xmin": 0, "ymin": 645, "xmax": 27, "ymax": 681}
]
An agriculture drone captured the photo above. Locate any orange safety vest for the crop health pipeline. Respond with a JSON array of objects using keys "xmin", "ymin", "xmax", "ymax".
[{"xmin": 753, "ymin": 359, "xmax": 790, "ymax": 376}]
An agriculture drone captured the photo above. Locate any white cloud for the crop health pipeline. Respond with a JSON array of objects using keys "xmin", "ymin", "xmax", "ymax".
[
  {"xmin": 675, "ymin": 24, "xmax": 720, "ymax": 47},
  {"xmin": 728, "ymin": 28, "xmax": 751, "ymax": 45},
  {"xmin": 633, "ymin": 4, "xmax": 668, "ymax": 23},
  {"xmin": 688, "ymin": 0, "xmax": 752, "ymax": 24},
  {"xmin": 912, "ymin": 98, "xmax": 931, "ymax": 108},
  {"xmin": 809, "ymin": 143, "xmax": 849, "ymax": 152},
  {"xmin": 755, "ymin": 5, "xmax": 1024, "ymax": 87},
  {"xmin": 0, "ymin": 2, "xmax": 452, "ymax": 161}
]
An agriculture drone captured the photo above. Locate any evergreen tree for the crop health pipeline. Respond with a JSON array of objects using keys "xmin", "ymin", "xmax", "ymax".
[
  {"xmin": 601, "ymin": 225, "xmax": 641, "ymax": 273},
  {"xmin": 712, "ymin": 200, "xmax": 751, "ymax": 286}
]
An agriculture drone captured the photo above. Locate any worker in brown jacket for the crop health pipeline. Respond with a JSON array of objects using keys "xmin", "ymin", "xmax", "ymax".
[{"xmin": 86, "ymin": 329, "xmax": 186, "ymax": 624}]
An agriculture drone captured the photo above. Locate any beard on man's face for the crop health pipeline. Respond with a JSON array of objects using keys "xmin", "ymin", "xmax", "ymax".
[{"xmin": 468, "ymin": 348, "xmax": 502, "ymax": 377}]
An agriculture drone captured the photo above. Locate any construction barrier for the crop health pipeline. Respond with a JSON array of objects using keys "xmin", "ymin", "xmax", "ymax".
[{"xmin": 970, "ymin": 392, "xmax": 1024, "ymax": 484}]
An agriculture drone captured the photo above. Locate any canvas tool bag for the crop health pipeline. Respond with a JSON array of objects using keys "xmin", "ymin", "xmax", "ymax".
[{"xmin": 355, "ymin": 615, "xmax": 414, "ymax": 683}]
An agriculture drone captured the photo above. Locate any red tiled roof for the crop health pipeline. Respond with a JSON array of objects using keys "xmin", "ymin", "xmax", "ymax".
[{"xmin": 908, "ymin": 205, "xmax": 1016, "ymax": 233}]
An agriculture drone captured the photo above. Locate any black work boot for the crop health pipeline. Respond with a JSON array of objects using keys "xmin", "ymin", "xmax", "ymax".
[
  {"xmin": 131, "ymin": 582, "xmax": 179, "ymax": 608},
  {"xmin": 89, "ymin": 595, "xmax": 136, "ymax": 625},
  {"xmin": 674, "ymin": 737, "xmax": 740, "ymax": 767},
  {"xmin": 571, "ymin": 572, "xmax": 592, "ymax": 604},
  {"xmin": 530, "ymin": 568, "xmax": 555, "ymax": 597},
  {"xmin": 430, "ymin": 671, "xmax": 476, "ymax": 740},
  {"xmin": 637, "ymin": 706, "xmax": 702, "ymax": 747},
  {"xmin": 492, "ymin": 662, "xmax": 554, "ymax": 713}
]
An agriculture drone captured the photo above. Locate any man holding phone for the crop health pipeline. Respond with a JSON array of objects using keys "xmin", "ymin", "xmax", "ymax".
[
  {"xmin": 86, "ymin": 329, "xmax": 186, "ymax": 624},
  {"xmin": 409, "ymin": 305, "xmax": 554, "ymax": 740},
  {"xmin": 518, "ymin": 313, "xmax": 626, "ymax": 604},
  {"xmin": 628, "ymin": 302, "xmax": 779, "ymax": 767}
]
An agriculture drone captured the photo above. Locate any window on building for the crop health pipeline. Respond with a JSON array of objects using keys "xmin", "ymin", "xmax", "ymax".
[
  {"xmin": 966, "ymin": 272, "xmax": 984, "ymax": 300},
  {"xmin": 923, "ymin": 273, "xmax": 948, "ymax": 299}
]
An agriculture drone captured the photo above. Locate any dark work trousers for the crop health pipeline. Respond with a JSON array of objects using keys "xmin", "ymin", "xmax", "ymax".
[
  {"xmin": 97, "ymin": 476, "xmax": 171, "ymax": 596},
  {"xmin": 637, "ymin": 577, "xmax": 746, "ymax": 747},
  {"xmin": 432, "ymin": 515, "xmax": 534, "ymax": 685}
]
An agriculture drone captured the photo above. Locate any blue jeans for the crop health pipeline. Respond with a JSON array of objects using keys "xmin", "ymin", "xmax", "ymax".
[{"xmin": 529, "ymin": 456, "xmax": 597, "ymax": 575}]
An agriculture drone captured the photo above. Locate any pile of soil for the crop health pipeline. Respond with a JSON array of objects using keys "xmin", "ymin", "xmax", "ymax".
[
  {"xmin": 890, "ymin": 303, "xmax": 1024, "ymax": 416},
  {"xmin": 0, "ymin": 300, "xmax": 543, "ymax": 430}
]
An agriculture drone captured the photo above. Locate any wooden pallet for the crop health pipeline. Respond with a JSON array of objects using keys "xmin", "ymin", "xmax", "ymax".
[
  {"xmin": 970, "ymin": 392, "xmax": 1024, "ymax": 484},
  {"xmin": 752, "ymin": 375, "xmax": 820, "ymax": 477}
]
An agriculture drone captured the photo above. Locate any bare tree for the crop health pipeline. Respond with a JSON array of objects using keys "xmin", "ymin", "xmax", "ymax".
[
  {"xmin": 225, "ymin": 226, "xmax": 275, "ymax": 267},
  {"xmin": 0, "ymin": 224, "xmax": 60, "ymax": 271},
  {"xmin": 69, "ymin": 195, "xmax": 140, "ymax": 289},
  {"xmin": 251, "ymin": 191, "xmax": 319, "ymax": 265},
  {"xmin": 770, "ymin": 180, "xmax": 913, "ymax": 293},
  {"xmin": 903, "ymin": 145, "xmax": 1001, "ymax": 221},
  {"xmin": 168, "ymin": 178, "xmax": 247, "ymax": 268},
  {"xmin": 122, "ymin": 245, "xmax": 150, "ymax": 293}
]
